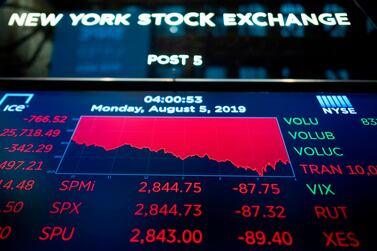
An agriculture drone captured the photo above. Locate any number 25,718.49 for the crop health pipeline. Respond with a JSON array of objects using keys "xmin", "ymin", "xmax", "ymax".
[{"xmin": 0, "ymin": 128, "xmax": 61, "ymax": 138}]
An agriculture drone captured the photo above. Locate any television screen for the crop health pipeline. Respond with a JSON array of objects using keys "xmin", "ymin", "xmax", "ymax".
[{"xmin": 0, "ymin": 80, "xmax": 376, "ymax": 251}]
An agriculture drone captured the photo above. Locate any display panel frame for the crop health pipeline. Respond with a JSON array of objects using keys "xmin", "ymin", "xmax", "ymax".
[
  {"xmin": 0, "ymin": 78, "xmax": 376, "ymax": 93},
  {"xmin": 0, "ymin": 78, "xmax": 376, "ymax": 250}
]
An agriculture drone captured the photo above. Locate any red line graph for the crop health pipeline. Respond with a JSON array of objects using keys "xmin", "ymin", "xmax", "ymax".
[{"xmin": 71, "ymin": 116, "xmax": 290, "ymax": 176}]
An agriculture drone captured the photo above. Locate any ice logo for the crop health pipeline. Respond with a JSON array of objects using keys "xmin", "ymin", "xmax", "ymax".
[{"xmin": 0, "ymin": 93, "xmax": 34, "ymax": 112}]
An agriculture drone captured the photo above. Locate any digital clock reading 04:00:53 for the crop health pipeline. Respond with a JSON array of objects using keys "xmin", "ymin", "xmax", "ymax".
[{"xmin": 144, "ymin": 96, "xmax": 203, "ymax": 104}]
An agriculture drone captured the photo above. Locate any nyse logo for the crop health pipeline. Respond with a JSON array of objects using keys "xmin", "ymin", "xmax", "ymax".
[
  {"xmin": 0, "ymin": 93, "xmax": 34, "ymax": 112},
  {"xmin": 316, "ymin": 95, "xmax": 357, "ymax": 115}
]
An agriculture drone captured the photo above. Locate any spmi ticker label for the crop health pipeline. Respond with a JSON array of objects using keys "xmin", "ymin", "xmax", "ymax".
[{"xmin": 316, "ymin": 95, "xmax": 357, "ymax": 115}]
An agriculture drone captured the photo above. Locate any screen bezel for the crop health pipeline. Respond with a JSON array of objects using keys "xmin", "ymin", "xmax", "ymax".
[{"xmin": 0, "ymin": 78, "xmax": 376, "ymax": 93}]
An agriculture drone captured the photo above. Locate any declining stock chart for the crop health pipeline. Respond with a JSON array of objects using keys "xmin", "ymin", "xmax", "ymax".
[
  {"xmin": 0, "ymin": 89, "xmax": 376, "ymax": 251},
  {"xmin": 58, "ymin": 116, "xmax": 292, "ymax": 177}
]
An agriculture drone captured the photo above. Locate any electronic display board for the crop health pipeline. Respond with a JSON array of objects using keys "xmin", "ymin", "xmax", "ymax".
[
  {"xmin": 0, "ymin": 79, "xmax": 376, "ymax": 251},
  {"xmin": 0, "ymin": 0, "xmax": 376, "ymax": 79}
]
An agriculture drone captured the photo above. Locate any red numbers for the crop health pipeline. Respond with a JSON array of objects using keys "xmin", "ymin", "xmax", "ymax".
[
  {"xmin": 0, "ymin": 129, "xmax": 17, "ymax": 137},
  {"xmin": 183, "ymin": 182, "xmax": 202, "ymax": 193},
  {"xmin": 368, "ymin": 165, "xmax": 377, "ymax": 175},
  {"xmin": 183, "ymin": 204, "xmax": 202, "ymax": 217},
  {"xmin": 233, "ymin": 183, "xmax": 281, "ymax": 195},
  {"xmin": 0, "ymin": 226, "xmax": 12, "ymax": 240},
  {"xmin": 180, "ymin": 229, "xmax": 203, "ymax": 244},
  {"xmin": 134, "ymin": 203, "xmax": 202, "ymax": 217},
  {"xmin": 235, "ymin": 205, "xmax": 286, "ymax": 219},
  {"xmin": 36, "ymin": 144, "xmax": 53, "ymax": 153},
  {"xmin": 4, "ymin": 144, "xmax": 53, "ymax": 153},
  {"xmin": 23, "ymin": 115, "xmax": 68, "ymax": 124},
  {"xmin": 15, "ymin": 180, "xmax": 35, "ymax": 190},
  {"xmin": 0, "ymin": 179, "xmax": 35, "ymax": 191},
  {"xmin": 0, "ymin": 128, "xmax": 61, "ymax": 138},
  {"xmin": 0, "ymin": 160, "xmax": 22, "ymax": 171},
  {"xmin": 271, "ymin": 231, "xmax": 293, "ymax": 245},
  {"xmin": 130, "ymin": 228, "xmax": 203, "ymax": 245},
  {"xmin": 134, "ymin": 204, "xmax": 144, "ymax": 215},
  {"xmin": 238, "ymin": 230, "xmax": 293, "ymax": 246},
  {"xmin": 236, "ymin": 183, "xmax": 256, "ymax": 194},
  {"xmin": 0, "ymin": 160, "xmax": 43, "ymax": 171},
  {"xmin": 134, "ymin": 180, "xmax": 203, "ymax": 245},
  {"xmin": 138, "ymin": 181, "xmax": 202, "ymax": 194},
  {"xmin": 153, "ymin": 181, "xmax": 177, "ymax": 192},
  {"xmin": 243, "ymin": 230, "xmax": 266, "ymax": 245},
  {"xmin": 145, "ymin": 229, "xmax": 159, "ymax": 243},
  {"xmin": 346, "ymin": 164, "xmax": 377, "ymax": 176},
  {"xmin": 23, "ymin": 161, "xmax": 43, "ymax": 171},
  {"xmin": 138, "ymin": 182, "xmax": 148, "ymax": 192},
  {"xmin": 1, "ymin": 201, "xmax": 24, "ymax": 214},
  {"xmin": 129, "ymin": 228, "xmax": 141, "ymax": 243}
]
